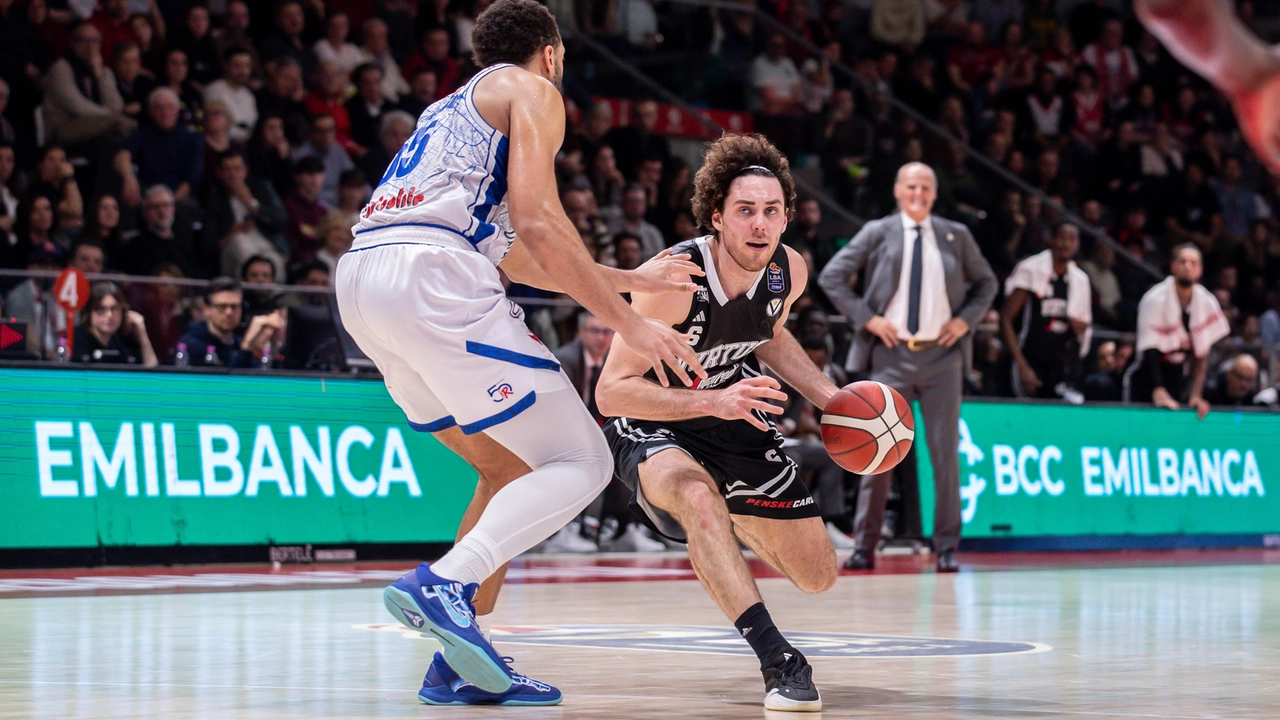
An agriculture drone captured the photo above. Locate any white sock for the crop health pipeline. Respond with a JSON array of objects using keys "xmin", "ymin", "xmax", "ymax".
[
  {"xmin": 476, "ymin": 613, "xmax": 492, "ymax": 642},
  {"xmin": 431, "ymin": 387, "xmax": 612, "ymax": 587}
]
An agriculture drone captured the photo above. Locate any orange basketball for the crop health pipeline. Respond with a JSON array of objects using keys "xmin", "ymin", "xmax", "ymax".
[{"xmin": 820, "ymin": 381, "xmax": 915, "ymax": 474}]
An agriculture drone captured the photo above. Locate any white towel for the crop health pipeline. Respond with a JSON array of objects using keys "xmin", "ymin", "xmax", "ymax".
[
  {"xmin": 1004, "ymin": 250, "xmax": 1093, "ymax": 357},
  {"xmin": 1135, "ymin": 277, "xmax": 1230, "ymax": 358}
]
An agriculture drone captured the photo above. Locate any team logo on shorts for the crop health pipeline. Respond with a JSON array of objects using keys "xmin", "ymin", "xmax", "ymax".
[
  {"xmin": 766, "ymin": 263, "xmax": 785, "ymax": 292},
  {"xmin": 508, "ymin": 301, "xmax": 524, "ymax": 320},
  {"xmin": 767, "ymin": 298, "xmax": 783, "ymax": 317},
  {"xmin": 488, "ymin": 383, "xmax": 515, "ymax": 402}
]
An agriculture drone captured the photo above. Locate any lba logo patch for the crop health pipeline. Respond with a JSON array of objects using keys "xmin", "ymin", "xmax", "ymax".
[
  {"xmin": 352, "ymin": 623, "xmax": 1050, "ymax": 659},
  {"xmin": 766, "ymin": 262, "xmax": 785, "ymax": 292},
  {"xmin": 488, "ymin": 382, "xmax": 515, "ymax": 402}
]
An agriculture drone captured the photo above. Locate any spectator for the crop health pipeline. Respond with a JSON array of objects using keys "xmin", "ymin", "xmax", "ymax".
[
  {"xmin": 360, "ymin": 17, "xmax": 410, "ymax": 102},
  {"xmin": 134, "ymin": 262, "xmax": 191, "ymax": 360},
  {"xmin": 998, "ymin": 22, "xmax": 1038, "ymax": 92},
  {"xmin": 159, "ymin": 49, "xmax": 204, "ymax": 131},
  {"xmin": 314, "ymin": 209, "xmax": 353, "ymax": 280},
  {"xmin": 1083, "ymin": 339, "xmax": 1124, "ymax": 401},
  {"xmin": 1139, "ymin": 121, "xmax": 1183, "ymax": 183},
  {"xmin": 111, "ymin": 41, "xmax": 152, "ymax": 122},
  {"xmin": 401, "ymin": 27, "xmax": 457, "ymax": 102},
  {"xmin": 313, "ymin": 10, "xmax": 364, "ymax": 76},
  {"xmin": 42, "ymin": 22, "xmax": 135, "ymax": 147},
  {"xmin": 177, "ymin": 276, "xmax": 282, "ymax": 368},
  {"xmin": 782, "ymin": 197, "xmax": 827, "ymax": 262},
  {"xmin": 1202, "ymin": 354, "xmax": 1269, "ymax": 408},
  {"xmin": 870, "ymin": 0, "xmax": 925, "ymax": 54},
  {"xmin": 1094, "ymin": 120, "xmax": 1143, "ymax": 206},
  {"xmin": 212, "ymin": 2, "xmax": 262, "ymax": 87},
  {"xmin": 240, "ymin": 255, "xmax": 283, "ymax": 319},
  {"xmin": 283, "ymin": 156, "xmax": 328, "ymax": 262},
  {"xmin": 1041, "ymin": 26, "xmax": 1082, "ymax": 82},
  {"xmin": 13, "ymin": 193, "xmax": 66, "ymax": 262},
  {"xmin": 346, "ymin": 63, "xmax": 390, "ymax": 152},
  {"xmin": 249, "ymin": 114, "xmax": 295, "ymax": 197},
  {"xmin": 305, "ymin": 61, "xmax": 360, "ymax": 156},
  {"xmin": 397, "ymin": 67, "xmax": 438, "ymax": 118},
  {"xmin": 256, "ymin": 60, "xmax": 310, "ymax": 147},
  {"xmin": 604, "ymin": 100, "xmax": 670, "ymax": 182},
  {"xmin": 176, "ymin": 3, "xmax": 219, "ymax": 87},
  {"xmin": 203, "ymin": 46, "xmax": 258, "ymax": 143},
  {"xmin": 121, "ymin": 87, "xmax": 204, "ymax": 201},
  {"xmin": 1166, "ymin": 162, "xmax": 1223, "ymax": 260},
  {"xmin": 336, "ymin": 170, "xmax": 368, "ymax": 225},
  {"xmin": 73, "ymin": 280, "xmax": 157, "ymax": 365},
  {"xmin": 609, "ymin": 184, "xmax": 664, "ymax": 261},
  {"xmin": 76, "ymin": 194, "xmax": 123, "ymax": 265},
  {"xmin": 359, "ymin": 109, "xmax": 414, "ymax": 188},
  {"xmin": 373, "ymin": 0, "xmax": 417, "ymax": 63},
  {"xmin": 778, "ymin": 332, "xmax": 852, "ymax": 548},
  {"xmin": 116, "ymin": 185, "xmax": 199, "ymax": 277},
  {"xmin": 290, "ymin": 258, "xmax": 331, "ymax": 295},
  {"xmin": 0, "ymin": 144, "xmax": 21, "ymax": 246},
  {"xmin": 69, "ymin": 240, "xmax": 104, "ymax": 275},
  {"xmin": 587, "ymin": 146, "xmax": 625, "ymax": 212},
  {"xmin": 1211, "ymin": 156, "xmax": 1265, "ymax": 243},
  {"xmin": 820, "ymin": 89, "xmax": 873, "ymax": 209},
  {"xmin": 750, "ymin": 32, "xmax": 803, "ymax": 116},
  {"xmin": 89, "ymin": 0, "xmax": 137, "ymax": 64},
  {"xmin": 1080, "ymin": 18, "xmax": 1138, "ymax": 109},
  {"xmin": 3, "ymin": 245, "xmax": 67, "ymax": 356},
  {"xmin": 1124, "ymin": 245, "xmax": 1230, "ymax": 418},
  {"xmin": 1001, "ymin": 222, "xmax": 1092, "ymax": 400},
  {"xmin": 1025, "ymin": 68, "xmax": 1069, "ymax": 146},
  {"xmin": 293, "ymin": 113, "xmax": 355, "ymax": 209},
  {"xmin": 612, "ymin": 232, "xmax": 643, "ymax": 272},
  {"xmin": 973, "ymin": 0, "xmax": 1023, "ymax": 42},
  {"xmin": 206, "ymin": 149, "xmax": 288, "ymax": 281},
  {"xmin": 1069, "ymin": 65, "xmax": 1108, "ymax": 150},
  {"xmin": 1079, "ymin": 241, "xmax": 1123, "ymax": 327},
  {"xmin": 947, "ymin": 21, "xmax": 999, "ymax": 94},
  {"xmin": 261, "ymin": 1, "xmax": 315, "ymax": 79}
]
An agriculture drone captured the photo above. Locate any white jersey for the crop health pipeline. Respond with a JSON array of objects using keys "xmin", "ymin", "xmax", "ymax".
[{"xmin": 353, "ymin": 63, "xmax": 515, "ymax": 266}]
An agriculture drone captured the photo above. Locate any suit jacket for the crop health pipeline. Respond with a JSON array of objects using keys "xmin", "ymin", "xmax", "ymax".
[
  {"xmin": 554, "ymin": 337, "xmax": 607, "ymax": 422},
  {"xmin": 817, "ymin": 213, "xmax": 998, "ymax": 373}
]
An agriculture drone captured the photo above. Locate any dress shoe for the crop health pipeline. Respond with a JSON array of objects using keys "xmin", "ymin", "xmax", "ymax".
[
  {"xmin": 936, "ymin": 549, "xmax": 960, "ymax": 573},
  {"xmin": 842, "ymin": 549, "xmax": 875, "ymax": 570}
]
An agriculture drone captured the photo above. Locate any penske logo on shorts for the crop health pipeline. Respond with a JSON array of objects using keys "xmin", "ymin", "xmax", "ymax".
[{"xmin": 744, "ymin": 496, "xmax": 813, "ymax": 509}]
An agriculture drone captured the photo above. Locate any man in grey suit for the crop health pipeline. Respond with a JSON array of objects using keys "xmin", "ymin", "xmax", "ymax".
[{"xmin": 817, "ymin": 162, "xmax": 997, "ymax": 573}]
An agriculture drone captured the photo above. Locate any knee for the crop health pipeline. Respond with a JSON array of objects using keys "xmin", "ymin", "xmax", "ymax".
[
  {"xmin": 675, "ymin": 479, "xmax": 728, "ymax": 534},
  {"xmin": 795, "ymin": 555, "xmax": 838, "ymax": 594}
]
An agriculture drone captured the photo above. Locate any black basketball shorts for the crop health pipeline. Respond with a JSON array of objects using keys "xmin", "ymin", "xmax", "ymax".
[{"xmin": 603, "ymin": 416, "xmax": 821, "ymax": 543}]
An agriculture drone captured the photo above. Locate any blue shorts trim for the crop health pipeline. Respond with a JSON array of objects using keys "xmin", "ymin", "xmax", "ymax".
[
  {"xmin": 354, "ymin": 221, "xmax": 476, "ymax": 245},
  {"xmin": 407, "ymin": 415, "xmax": 458, "ymax": 433},
  {"xmin": 460, "ymin": 391, "xmax": 537, "ymax": 435},
  {"xmin": 465, "ymin": 341, "xmax": 561, "ymax": 372}
]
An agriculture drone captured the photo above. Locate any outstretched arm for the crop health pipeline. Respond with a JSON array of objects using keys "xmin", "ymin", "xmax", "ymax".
[
  {"xmin": 505, "ymin": 73, "xmax": 704, "ymax": 386},
  {"xmin": 501, "ymin": 240, "xmax": 702, "ymax": 295}
]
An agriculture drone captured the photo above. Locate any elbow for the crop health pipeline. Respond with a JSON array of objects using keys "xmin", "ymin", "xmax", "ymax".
[{"xmin": 594, "ymin": 382, "xmax": 622, "ymax": 418}]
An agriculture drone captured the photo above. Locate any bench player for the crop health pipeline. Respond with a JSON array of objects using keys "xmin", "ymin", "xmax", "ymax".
[
  {"xmin": 596, "ymin": 134, "xmax": 841, "ymax": 712},
  {"xmin": 336, "ymin": 0, "xmax": 705, "ymax": 704}
]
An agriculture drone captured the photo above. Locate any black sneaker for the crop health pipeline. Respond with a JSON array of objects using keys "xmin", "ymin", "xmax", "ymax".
[{"xmin": 761, "ymin": 650, "xmax": 822, "ymax": 712}]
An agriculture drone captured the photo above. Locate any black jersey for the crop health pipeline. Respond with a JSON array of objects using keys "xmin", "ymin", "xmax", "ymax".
[{"xmin": 642, "ymin": 236, "xmax": 790, "ymax": 427}]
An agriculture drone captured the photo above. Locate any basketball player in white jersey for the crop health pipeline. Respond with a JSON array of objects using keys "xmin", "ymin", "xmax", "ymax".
[
  {"xmin": 336, "ymin": 0, "xmax": 705, "ymax": 705},
  {"xmin": 1137, "ymin": 0, "xmax": 1280, "ymax": 175}
]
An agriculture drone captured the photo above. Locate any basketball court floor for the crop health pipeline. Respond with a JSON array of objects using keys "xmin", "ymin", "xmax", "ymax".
[{"xmin": 2, "ymin": 550, "xmax": 1278, "ymax": 719}]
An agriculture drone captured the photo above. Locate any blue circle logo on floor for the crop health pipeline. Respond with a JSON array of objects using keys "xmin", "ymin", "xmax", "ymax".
[{"xmin": 354, "ymin": 623, "xmax": 1050, "ymax": 658}]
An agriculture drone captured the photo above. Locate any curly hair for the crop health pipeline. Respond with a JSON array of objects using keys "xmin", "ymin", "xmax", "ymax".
[
  {"xmin": 691, "ymin": 134, "xmax": 795, "ymax": 236},
  {"xmin": 472, "ymin": 0, "xmax": 561, "ymax": 68}
]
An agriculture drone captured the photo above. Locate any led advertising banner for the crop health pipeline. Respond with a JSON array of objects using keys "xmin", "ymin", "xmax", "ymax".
[
  {"xmin": 0, "ymin": 368, "xmax": 477, "ymax": 549},
  {"xmin": 916, "ymin": 400, "xmax": 1279, "ymax": 541}
]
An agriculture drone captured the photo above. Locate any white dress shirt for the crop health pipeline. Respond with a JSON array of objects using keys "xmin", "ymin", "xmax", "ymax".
[{"xmin": 883, "ymin": 212, "xmax": 952, "ymax": 341}]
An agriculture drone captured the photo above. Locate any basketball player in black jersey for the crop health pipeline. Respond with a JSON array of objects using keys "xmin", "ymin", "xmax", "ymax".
[{"xmin": 597, "ymin": 134, "xmax": 841, "ymax": 712}]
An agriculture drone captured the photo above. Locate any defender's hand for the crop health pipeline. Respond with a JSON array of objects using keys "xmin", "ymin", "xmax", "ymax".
[
  {"xmin": 710, "ymin": 376, "xmax": 788, "ymax": 431},
  {"xmin": 628, "ymin": 248, "xmax": 704, "ymax": 295},
  {"xmin": 619, "ymin": 316, "xmax": 706, "ymax": 388}
]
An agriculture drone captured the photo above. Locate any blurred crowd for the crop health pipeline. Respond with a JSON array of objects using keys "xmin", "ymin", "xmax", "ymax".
[{"xmin": 0, "ymin": 0, "xmax": 1273, "ymax": 409}]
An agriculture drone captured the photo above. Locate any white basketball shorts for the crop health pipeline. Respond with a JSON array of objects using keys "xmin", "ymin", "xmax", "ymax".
[{"xmin": 335, "ymin": 227, "xmax": 571, "ymax": 434}]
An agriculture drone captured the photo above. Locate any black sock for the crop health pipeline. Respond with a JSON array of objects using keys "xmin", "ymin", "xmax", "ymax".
[{"xmin": 734, "ymin": 602, "xmax": 793, "ymax": 669}]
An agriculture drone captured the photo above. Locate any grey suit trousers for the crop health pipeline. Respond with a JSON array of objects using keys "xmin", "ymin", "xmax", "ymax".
[{"xmin": 853, "ymin": 343, "xmax": 964, "ymax": 553}]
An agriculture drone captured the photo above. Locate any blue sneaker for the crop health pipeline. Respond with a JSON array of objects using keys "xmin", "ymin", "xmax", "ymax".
[
  {"xmin": 382, "ymin": 562, "xmax": 514, "ymax": 693},
  {"xmin": 418, "ymin": 652, "xmax": 563, "ymax": 706}
]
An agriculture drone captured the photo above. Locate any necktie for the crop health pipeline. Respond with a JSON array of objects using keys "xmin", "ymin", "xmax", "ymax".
[{"xmin": 907, "ymin": 224, "xmax": 923, "ymax": 336}]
